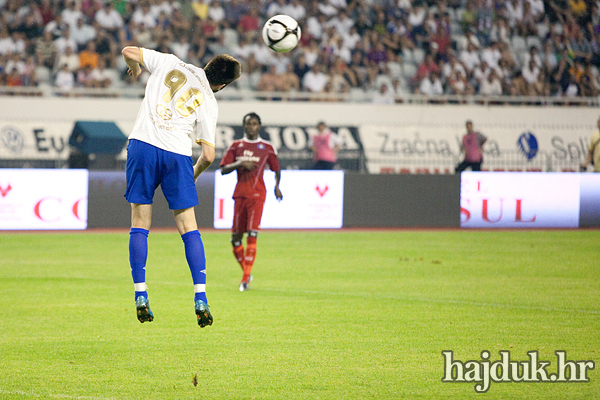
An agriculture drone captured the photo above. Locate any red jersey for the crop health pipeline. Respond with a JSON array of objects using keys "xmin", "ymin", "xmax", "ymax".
[{"xmin": 220, "ymin": 138, "xmax": 280, "ymax": 201}]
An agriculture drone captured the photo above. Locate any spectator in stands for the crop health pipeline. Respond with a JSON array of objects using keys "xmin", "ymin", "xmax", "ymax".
[
  {"xmin": 279, "ymin": 63, "xmax": 300, "ymax": 93},
  {"xmin": 54, "ymin": 27, "xmax": 77, "ymax": 55},
  {"xmin": 303, "ymin": 64, "xmax": 329, "ymax": 94},
  {"xmin": 419, "ymin": 70, "xmax": 444, "ymax": 95},
  {"xmin": 71, "ymin": 17, "xmax": 96, "ymax": 51},
  {"xmin": 132, "ymin": 1, "xmax": 157, "ymax": 29},
  {"xmin": 479, "ymin": 67, "xmax": 503, "ymax": 96},
  {"xmin": 88, "ymin": 62, "xmax": 112, "ymax": 88},
  {"xmin": 191, "ymin": 0, "xmax": 209, "ymax": 20},
  {"xmin": 579, "ymin": 62, "xmax": 599, "ymax": 97},
  {"xmin": 372, "ymin": 83, "xmax": 395, "ymax": 104},
  {"xmin": 571, "ymin": 30, "xmax": 593, "ymax": 63},
  {"xmin": 55, "ymin": 63, "xmax": 75, "ymax": 94},
  {"xmin": 95, "ymin": 29, "xmax": 117, "ymax": 68},
  {"xmin": 286, "ymin": 0, "xmax": 307, "ymax": 22},
  {"xmin": 551, "ymin": 57, "xmax": 572, "ymax": 95},
  {"xmin": 35, "ymin": 30, "xmax": 57, "ymax": 70},
  {"xmin": 76, "ymin": 64, "xmax": 94, "ymax": 87},
  {"xmin": 61, "ymin": 1, "xmax": 84, "ymax": 29},
  {"xmin": 449, "ymin": 69, "xmax": 474, "ymax": 95},
  {"xmin": 460, "ymin": 42, "xmax": 480, "ymax": 78},
  {"xmin": 79, "ymin": 40, "xmax": 100, "ymax": 70},
  {"xmin": 54, "ymin": 45, "xmax": 79, "ymax": 74},
  {"xmin": 95, "ymin": 1, "xmax": 124, "ymax": 41},
  {"xmin": 257, "ymin": 64, "xmax": 280, "ymax": 93},
  {"xmin": 22, "ymin": 55, "xmax": 37, "ymax": 87},
  {"xmin": 522, "ymin": 59, "xmax": 541, "ymax": 92}
]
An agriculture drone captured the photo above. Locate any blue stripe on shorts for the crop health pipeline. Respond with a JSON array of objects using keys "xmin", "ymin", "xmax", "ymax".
[{"xmin": 125, "ymin": 139, "xmax": 199, "ymax": 210}]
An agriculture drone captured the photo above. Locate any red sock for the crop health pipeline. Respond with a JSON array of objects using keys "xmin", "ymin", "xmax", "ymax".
[
  {"xmin": 233, "ymin": 244, "xmax": 245, "ymax": 271},
  {"xmin": 243, "ymin": 237, "xmax": 257, "ymax": 281}
]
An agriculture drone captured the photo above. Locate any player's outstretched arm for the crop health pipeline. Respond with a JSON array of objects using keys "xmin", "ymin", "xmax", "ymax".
[
  {"xmin": 122, "ymin": 46, "xmax": 142, "ymax": 78},
  {"xmin": 194, "ymin": 142, "xmax": 215, "ymax": 181},
  {"xmin": 220, "ymin": 160, "xmax": 257, "ymax": 175},
  {"xmin": 274, "ymin": 169, "xmax": 282, "ymax": 200}
]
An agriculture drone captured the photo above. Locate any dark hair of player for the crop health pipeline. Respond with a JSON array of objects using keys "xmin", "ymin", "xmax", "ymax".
[
  {"xmin": 204, "ymin": 54, "xmax": 241, "ymax": 86},
  {"xmin": 243, "ymin": 112, "xmax": 261, "ymax": 125}
]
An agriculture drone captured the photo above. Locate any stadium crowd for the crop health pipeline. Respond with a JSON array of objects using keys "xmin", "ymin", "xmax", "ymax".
[{"xmin": 1, "ymin": 0, "xmax": 600, "ymax": 100}]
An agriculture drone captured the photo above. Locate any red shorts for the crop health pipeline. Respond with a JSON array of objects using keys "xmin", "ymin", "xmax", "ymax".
[{"xmin": 232, "ymin": 197, "xmax": 265, "ymax": 234}]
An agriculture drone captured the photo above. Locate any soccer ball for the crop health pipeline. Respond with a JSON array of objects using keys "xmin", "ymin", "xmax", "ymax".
[{"xmin": 262, "ymin": 15, "xmax": 301, "ymax": 53}]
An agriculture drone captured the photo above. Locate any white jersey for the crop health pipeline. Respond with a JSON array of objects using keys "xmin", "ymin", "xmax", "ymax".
[{"xmin": 129, "ymin": 48, "xmax": 218, "ymax": 156}]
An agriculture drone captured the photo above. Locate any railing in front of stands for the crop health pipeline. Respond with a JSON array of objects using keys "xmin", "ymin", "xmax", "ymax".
[{"xmin": 1, "ymin": 85, "xmax": 600, "ymax": 106}]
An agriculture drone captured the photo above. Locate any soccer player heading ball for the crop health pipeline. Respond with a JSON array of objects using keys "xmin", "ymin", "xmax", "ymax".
[
  {"xmin": 220, "ymin": 113, "xmax": 283, "ymax": 291},
  {"xmin": 121, "ymin": 45, "xmax": 241, "ymax": 327}
]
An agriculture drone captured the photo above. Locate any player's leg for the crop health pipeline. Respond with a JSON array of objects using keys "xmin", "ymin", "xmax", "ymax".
[
  {"xmin": 163, "ymin": 151, "xmax": 211, "ymax": 327},
  {"xmin": 241, "ymin": 198, "xmax": 265, "ymax": 289},
  {"xmin": 125, "ymin": 139, "xmax": 159, "ymax": 323},
  {"xmin": 174, "ymin": 208, "xmax": 213, "ymax": 327},
  {"xmin": 130, "ymin": 203, "xmax": 153, "ymax": 323},
  {"xmin": 455, "ymin": 160, "xmax": 469, "ymax": 173},
  {"xmin": 231, "ymin": 232, "xmax": 245, "ymax": 271},
  {"xmin": 472, "ymin": 162, "xmax": 482, "ymax": 171},
  {"xmin": 231, "ymin": 198, "xmax": 247, "ymax": 272}
]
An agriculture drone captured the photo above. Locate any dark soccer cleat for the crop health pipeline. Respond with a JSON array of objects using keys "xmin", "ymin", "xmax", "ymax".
[
  {"xmin": 135, "ymin": 296, "xmax": 154, "ymax": 323},
  {"xmin": 239, "ymin": 274, "xmax": 252, "ymax": 292},
  {"xmin": 195, "ymin": 300, "xmax": 213, "ymax": 328}
]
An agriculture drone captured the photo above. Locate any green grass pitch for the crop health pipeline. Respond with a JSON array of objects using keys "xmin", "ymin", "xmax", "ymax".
[{"xmin": 0, "ymin": 229, "xmax": 598, "ymax": 399}]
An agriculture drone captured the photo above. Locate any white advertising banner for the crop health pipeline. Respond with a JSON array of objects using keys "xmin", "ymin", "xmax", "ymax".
[
  {"xmin": 0, "ymin": 169, "xmax": 88, "ymax": 230},
  {"xmin": 460, "ymin": 172, "xmax": 580, "ymax": 228},
  {"xmin": 214, "ymin": 170, "xmax": 344, "ymax": 229},
  {"xmin": 360, "ymin": 122, "xmax": 592, "ymax": 174}
]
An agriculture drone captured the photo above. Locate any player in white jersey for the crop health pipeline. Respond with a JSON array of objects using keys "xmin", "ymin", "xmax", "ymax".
[{"xmin": 121, "ymin": 46, "xmax": 241, "ymax": 328}]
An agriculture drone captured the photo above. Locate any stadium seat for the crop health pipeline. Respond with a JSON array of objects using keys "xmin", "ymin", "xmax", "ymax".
[
  {"xmin": 511, "ymin": 36, "xmax": 527, "ymax": 53},
  {"xmin": 402, "ymin": 49, "xmax": 414, "ymax": 64},
  {"xmin": 35, "ymin": 66, "xmax": 51, "ymax": 83},
  {"xmin": 536, "ymin": 23, "xmax": 550, "ymax": 39},
  {"xmin": 402, "ymin": 62, "xmax": 418, "ymax": 80},
  {"xmin": 552, "ymin": 23, "xmax": 563, "ymax": 35},
  {"xmin": 526, "ymin": 36, "xmax": 542, "ymax": 50},
  {"xmin": 412, "ymin": 48, "xmax": 426, "ymax": 65}
]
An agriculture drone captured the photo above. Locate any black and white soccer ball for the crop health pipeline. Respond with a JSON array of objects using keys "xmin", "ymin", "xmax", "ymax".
[{"xmin": 262, "ymin": 15, "xmax": 301, "ymax": 53}]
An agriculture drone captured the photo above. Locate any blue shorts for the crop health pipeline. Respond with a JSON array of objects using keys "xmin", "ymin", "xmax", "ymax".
[{"xmin": 125, "ymin": 139, "xmax": 198, "ymax": 210}]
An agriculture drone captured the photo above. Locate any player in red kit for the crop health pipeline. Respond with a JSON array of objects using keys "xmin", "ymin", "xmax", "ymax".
[{"xmin": 220, "ymin": 112, "xmax": 282, "ymax": 291}]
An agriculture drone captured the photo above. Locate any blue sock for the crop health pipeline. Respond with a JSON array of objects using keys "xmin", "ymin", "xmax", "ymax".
[
  {"xmin": 129, "ymin": 227, "xmax": 149, "ymax": 300},
  {"xmin": 181, "ymin": 230, "xmax": 208, "ymax": 304}
]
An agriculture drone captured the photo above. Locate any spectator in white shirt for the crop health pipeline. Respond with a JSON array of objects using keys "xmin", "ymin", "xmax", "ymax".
[
  {"xmin": 54, "ymin": 27, "xmax": 78, "ymax": 54},
  {"xmin": 266, "ymin": 0, "xmax": 287, "ymax": 17},
  {"xmin": 481, "ymin": 41, "xmax": 502, "ymax": 70},
  {"xmin": 61, "ymin": 1, "xmax": 84, "ymax": 29},
  {"xmin": 95, "ymin": 2, "xmax": 124, "ymax": 35},
  {"xmin": 521, "ymin": 59, "xmax": 540, "ymax": 86},
  {"xmin": 132, "ymin": 3, "xmax": 157, "ymax": 29},
  {"xmin": 55, "ymin": 63, "xmax": 75, "ymax": 93},
  {"xmin": 419, "ymin": 71, "xmax": 444, "ymax": 95},
  {"xmin": 318, "ymin": 0, "xmax": 338, "ymax": 17},
  {"xmin": 284, "ymin": 0, "xmax": 306, "ymax": 22},
  {"xmin": 459, "ymin": 43, "xmax": 480, "ymax": 76},
  {"xmin": 71, "ymin": 17, "xmax": 97, "ymax": 51},
  {"xmin": 303, "ymin": 64, "xmax": 329, "ymax": 93},
  {"xmin": 327, "ymin": 11, "xmax": 354, "ymax": 37},
  {"xmin": 479, "ymin": 68, "xmax": 503, "ymax": 95},
  {"xmin": 53, "ymin": 45, "xmax": 79, "ymax": 73},
  {"xmin": 208, "ymin": 1, "xmax": 225, "ymax": 23}
]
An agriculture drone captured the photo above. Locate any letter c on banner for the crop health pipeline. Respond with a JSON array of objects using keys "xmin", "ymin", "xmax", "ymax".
[
  {"xmin": 72, "ymin": 198, "xmax": 87, "ymax": 221},
  {"xmin": 34, "ymin": 197, "xmax": 62, "ymax": 222}
]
